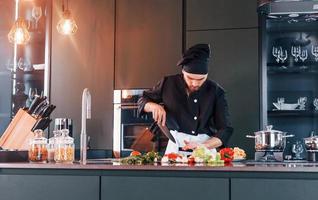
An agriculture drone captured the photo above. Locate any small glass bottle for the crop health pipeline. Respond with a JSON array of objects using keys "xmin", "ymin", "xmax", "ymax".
[
  {"xmin": 54, "ymin": 129, "xmax": 75, "ymax": 163},
  {"xmin": 28, "ymin": 129, "xmax": 48, "ymax": 163}
]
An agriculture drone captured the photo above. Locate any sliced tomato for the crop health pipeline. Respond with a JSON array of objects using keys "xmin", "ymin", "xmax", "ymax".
[
  {"xmin": 165, "ymin": 153, "xmax": 181, "ymax": 160},
  {"xmin": 130, "ymin": 150, "xmax": 141, "ymax": 156}
]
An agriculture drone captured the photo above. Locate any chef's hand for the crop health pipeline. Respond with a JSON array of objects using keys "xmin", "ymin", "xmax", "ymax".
[
  {"xmin": 182, "ymin": 140, "xmax": 200, "ymax": 150},
  {"xmin": 144, "ymin": 102, "xmax": 166, "ymax": 126}
]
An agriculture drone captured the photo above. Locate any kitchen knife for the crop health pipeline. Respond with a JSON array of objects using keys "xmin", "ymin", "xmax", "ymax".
[
  {"xmin": 31, "ymin": 100, "xmax": 48, "ymax": 118},
  {"xmin": 157, "ymin": 123, "xmax": 176, "ymax": 143},
  {"xmin": 39, "ymin": 105, "xmax": 56, "ymax": 118},
  {"xmin": 31, "ymin": 117, "xmax": 51, "ymax": 131},
  {"xmin": 41, "ymin": 118, "xmax": 52, "ymax": 130},
  {"xmin": 27, "ymin": 96, "xmax": 43, "ymax": 114}
]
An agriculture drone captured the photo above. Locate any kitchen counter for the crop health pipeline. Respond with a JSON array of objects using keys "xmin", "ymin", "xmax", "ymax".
[
  {"xmin": 2, "ymin": 161, "xmax": 318, "ymax": 173},
  {"xmin": 1, "ymin": 161, "xmax": 318, "ymax": 200}
]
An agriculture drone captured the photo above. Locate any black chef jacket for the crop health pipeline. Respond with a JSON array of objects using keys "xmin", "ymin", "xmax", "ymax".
[{"xmin": 138, "ymin": 74, "xmax": 233, "ymax": 146}]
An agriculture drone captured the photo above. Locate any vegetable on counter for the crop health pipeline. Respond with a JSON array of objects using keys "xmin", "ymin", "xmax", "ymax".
[
  {"xmin": 219, "ymin": 148, "xmax": 234, "ymax": 162},
  {"xmin": 120, "ymin": 151, "xmax": 161, "ymax": 165}
]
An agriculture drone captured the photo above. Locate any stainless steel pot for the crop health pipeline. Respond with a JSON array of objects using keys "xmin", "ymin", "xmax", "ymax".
[
  {"xmin": 246, "ymin": 125, "xmax": 294, "ymax": 152},
  {"xmin": 303, "ymin": 135, "xmax": 318, "ymax": 152}
]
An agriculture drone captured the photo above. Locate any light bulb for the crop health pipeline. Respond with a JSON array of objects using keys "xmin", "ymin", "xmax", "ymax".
[
  {"xmin": 8, "ymin": 18, "xmax": 31, "ymax": 45},
  {"xmin": 57, "ymin": 10, "xmax": 78, "ymax": 35}
]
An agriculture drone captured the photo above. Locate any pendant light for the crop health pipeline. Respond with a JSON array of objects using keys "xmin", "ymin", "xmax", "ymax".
[
  {"xmin": 7, "ymin": 18, "xmax": 31, "ymax": 45},
  {"xmin": 56, "ymin": 0, "xmax": 78, "ymax": 35}
]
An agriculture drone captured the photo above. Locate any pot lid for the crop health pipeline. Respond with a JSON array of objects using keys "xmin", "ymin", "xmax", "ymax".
[
  {"xmin": 304, "ymin": 131, "xmax": 318, "ymax": 141},
  {"xmin": 255, "ymin": 125, "xmax": 284, "ymax": 134}
]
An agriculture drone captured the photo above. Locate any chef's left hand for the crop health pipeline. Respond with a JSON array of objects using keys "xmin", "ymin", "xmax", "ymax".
[{"xmin": 182, "ymin": 140, "xmax": 200, "ymax": 150}]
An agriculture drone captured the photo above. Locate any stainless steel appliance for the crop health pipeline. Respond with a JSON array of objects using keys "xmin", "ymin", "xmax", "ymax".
[
  {"xmin": 304, "ymin": 133, "xmax": 318, "ymax": 161},
  {"xmin": 247, "ymin": 125, "xmax": 294, "ymax": 161},
  {"xmin": 113, "ymin": 89, "xmax": 168, "ymax": 157}
]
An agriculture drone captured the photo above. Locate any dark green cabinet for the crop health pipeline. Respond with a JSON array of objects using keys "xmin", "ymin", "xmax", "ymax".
[
  {"xmin": 101, "ymin": 176, "xmax": 229, "ymax": 200},
  {"xmin": 115, "ymin": 0, "xmax": 183, "ymax": 89},
  {"xmin": 232, "ymin": 178, "xmax": 318, "ymax": 200},
  {"xmin": 0, "ymin": 175, "xmax": 99, "ymax": 200},
  {"xmin": 186, "ymin": 0, "xmax": 258, "ymax": 30}
]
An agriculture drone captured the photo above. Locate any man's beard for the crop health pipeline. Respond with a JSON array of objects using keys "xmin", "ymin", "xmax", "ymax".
[{"xmin": 188, "ymin": 86, "xmax": 200, "ymax": 93}]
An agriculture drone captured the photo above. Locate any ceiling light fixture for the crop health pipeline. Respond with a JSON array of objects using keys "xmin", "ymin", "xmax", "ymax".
[
  {"xmin": 56, "ymin": 0, "xmax": 78, "ymax": 35},
  {"xmin": 7, "ymin": 18, "xmax": 31, "ymax": 45}
]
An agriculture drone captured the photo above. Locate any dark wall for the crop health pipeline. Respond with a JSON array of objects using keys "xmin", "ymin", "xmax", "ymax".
[
  {"xmin": 186, "ymin": 0, "xmax": 259, "ymax": 158},
  {"xmin": 51, "ymin": 0, "xmax": 115, "ymax": 149},
  {"xmin": 115, "ymin": 0, "xmax": 182, "ymax": 89}
]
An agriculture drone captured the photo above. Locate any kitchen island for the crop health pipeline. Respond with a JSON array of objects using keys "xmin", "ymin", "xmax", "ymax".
[{"xmin": 0, "ymin": 162, "xmax": 318, "ymax": 200}]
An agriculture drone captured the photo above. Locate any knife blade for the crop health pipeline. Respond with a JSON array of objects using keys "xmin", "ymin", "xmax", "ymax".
[{"xmin": 157, "ymin": 123, "xmax": 176, "ymax": 143}]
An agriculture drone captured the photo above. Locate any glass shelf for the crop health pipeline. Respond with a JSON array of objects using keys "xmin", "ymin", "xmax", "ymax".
[
  {"xmin": 267, "ymin": 65, "xmax": 318, "ymax": 74},
  {"xmin": 268, "ymin": 110, "xmax": 318, "ymax": 117}
]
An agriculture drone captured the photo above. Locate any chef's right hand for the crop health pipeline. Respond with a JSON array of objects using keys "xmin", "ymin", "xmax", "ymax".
[{"xmin": 144, "ymin": 102, "xmax": 166, "ymax": 126}]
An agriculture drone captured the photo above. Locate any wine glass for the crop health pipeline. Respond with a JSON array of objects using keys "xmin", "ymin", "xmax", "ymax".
[
  {"xmin": 314, "ymin": 98, "xmax": 318, "ymax": 111},
  {"xmin": 292, "ymin": 140, "xmax": 304, "ymax": 160},
  {"xmin": 32, "ymin": 6, "xmax": 42, "ymax": 29},
  {"xmin": 298, "ymin": 97, "xmax": 307, "ymax": 110}
]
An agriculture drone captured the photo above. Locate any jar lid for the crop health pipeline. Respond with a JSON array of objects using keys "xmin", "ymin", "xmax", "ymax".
[
  {"xmin": 30, "ymin": 129, "xmax": 47, "ymax": 144},
  {"xmin": 55, "ymin": 129, "xmax": 74, "ymax": 144}
]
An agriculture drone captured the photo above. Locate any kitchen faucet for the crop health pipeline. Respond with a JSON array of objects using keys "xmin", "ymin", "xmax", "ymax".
[{"xmin": 80, "ymin": 88, "xmax": 91, "ymax": 164}]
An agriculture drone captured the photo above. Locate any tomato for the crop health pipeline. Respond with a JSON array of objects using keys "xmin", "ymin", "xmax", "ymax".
[
  {"xmin": 130, "ymin": 151, "xmax": 141, "ymax": 156},
  {"xmin": 165, "ymin": 153, "xmax": 181, "ymax": 160},
  {"xmin": 188, "ymin": 157, "xmax": 195, "ymax": 164},
  {"xmin": 219, "ymin": 148, "xmax": 234, "ymax": 163}
]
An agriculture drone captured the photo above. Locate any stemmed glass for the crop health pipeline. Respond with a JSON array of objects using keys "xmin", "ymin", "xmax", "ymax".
[
  {"xmin": 32, "ymin": 6, "xmax": 42, "ymax": 29},
  {"xmin": 314, "ymin": 98, "xmax": 318, "ymax": 110},
  {"xmin": 298, "ymin": 97, "xmax": 307, "ymax": 110},
  {"xmin": 292, "ymin": 140, "xmax": 304, "ymax": 160}
]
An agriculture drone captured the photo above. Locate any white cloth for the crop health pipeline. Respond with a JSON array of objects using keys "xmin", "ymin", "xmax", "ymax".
[{"xmin": 165, "ymin": 130, "xmax": 216, "ymax": 156}]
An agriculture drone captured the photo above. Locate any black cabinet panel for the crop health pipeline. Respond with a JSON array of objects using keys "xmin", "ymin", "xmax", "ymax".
[
  {"xmin": 0, "ymin": 175, "xmax": 99, "ymax": 200},
  {"xmin": 187, "ymin": 29, "xmax": 259, "ymax": 158},
  {"xmin": 186, "ymin": 0, "xmax": 258, "ymax": 30},
  {"xmin": 232, "ymin": 178, "xmax": 318, "ymax": 200},
  {"xmin": 101, "ymin": 176, "xmax": 229, "ymax": 200},
  {"xmin": 115, "ymin": 0, "xmax": 182, "ymax": 89}
]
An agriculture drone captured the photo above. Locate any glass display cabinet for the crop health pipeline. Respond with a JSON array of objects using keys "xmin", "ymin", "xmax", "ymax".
[
  {"xmin": 259, "ymin": 0, "xmax": 318, "ymax": 154},
  {"xmin": 0, "ymin": 0, "xmax": 51, "ymax": 134}
]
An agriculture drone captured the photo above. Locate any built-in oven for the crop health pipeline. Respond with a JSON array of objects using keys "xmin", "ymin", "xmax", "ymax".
[{"xmin": 113, "ymin": 89, "xmax": 168, "ymax": 157}]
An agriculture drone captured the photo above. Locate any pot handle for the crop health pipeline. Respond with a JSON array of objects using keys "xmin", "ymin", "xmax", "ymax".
[
  {"xmin": 246, "ymin": 135, "xmax": 256, "ymax": 138},
  {"xmin": 282, "ymin": 134, "xmax": 294, "ymax": 138}
]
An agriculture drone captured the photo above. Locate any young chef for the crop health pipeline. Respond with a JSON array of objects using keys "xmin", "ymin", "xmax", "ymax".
[{"xmin": 138, "ymin": 44, "xmax": 233, "ymax": 155}]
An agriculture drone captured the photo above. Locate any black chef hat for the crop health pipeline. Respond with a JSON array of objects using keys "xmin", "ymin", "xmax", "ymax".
[{"xmin": 177, "ymin": 43, "xmax": 210, "ymax": 74}]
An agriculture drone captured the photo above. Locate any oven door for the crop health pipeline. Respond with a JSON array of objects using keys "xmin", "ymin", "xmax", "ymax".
[{"xmin": 121, "ymin": 123, "xmax": 152, "ymax": 151}]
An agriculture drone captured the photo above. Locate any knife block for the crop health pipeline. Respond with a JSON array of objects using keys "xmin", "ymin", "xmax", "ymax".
[{"xmin": 0, "ymin": 109, "xmax": 37, "ymax": 150}]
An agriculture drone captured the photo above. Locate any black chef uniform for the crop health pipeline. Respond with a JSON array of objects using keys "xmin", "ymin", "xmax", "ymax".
[{"xmin": 138, "ymin": 73, "xmax": 233, "ymax": 147}]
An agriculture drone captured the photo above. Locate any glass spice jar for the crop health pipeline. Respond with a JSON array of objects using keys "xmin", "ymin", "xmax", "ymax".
[
  {"xmin": 47, "ymin": 130, "xmax": 62, "ymax": 162},
  {"xmin": 54, "ymin": 129, "xmax": 75, "ymax": 163},
  {"xmin": 28, "ymin": 129, "xmax": 48, "ymax": 163}
]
